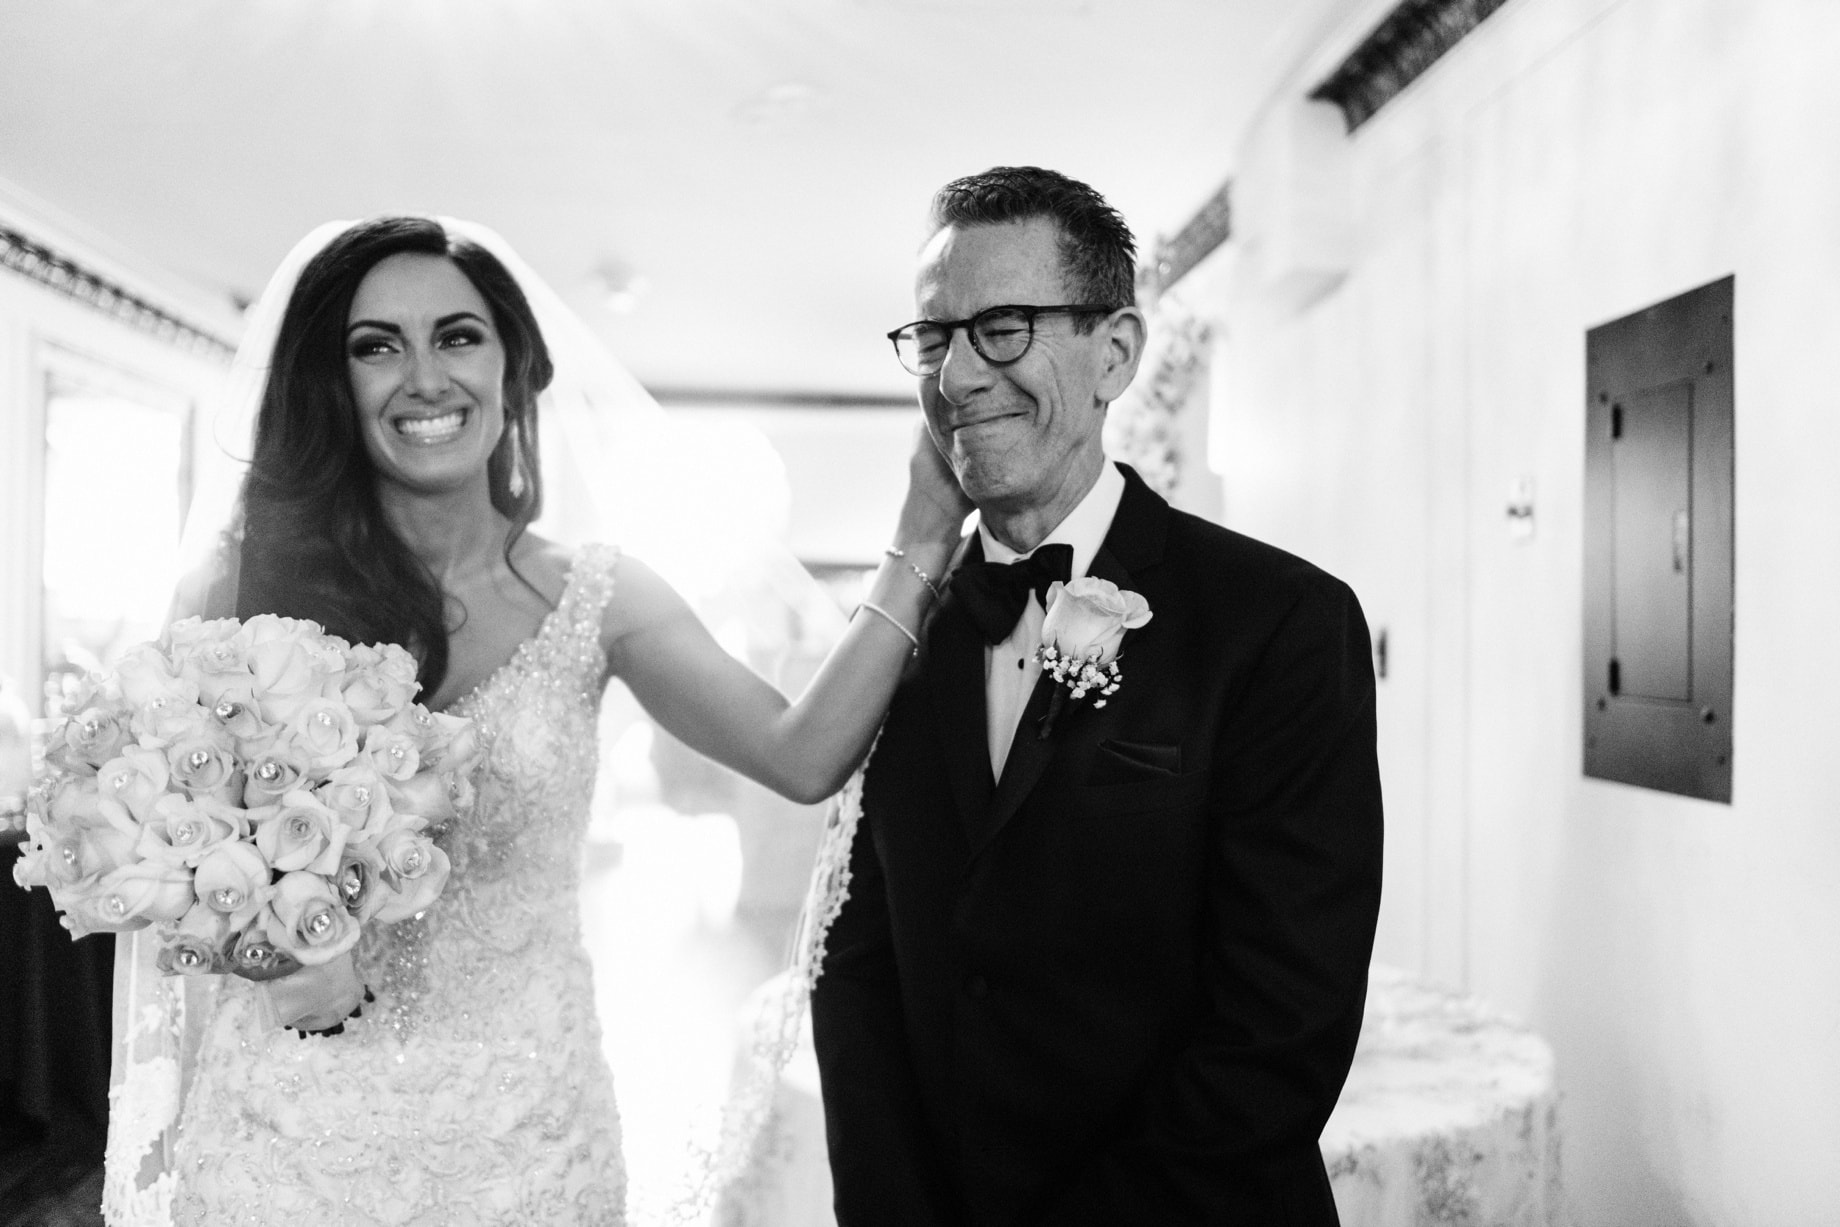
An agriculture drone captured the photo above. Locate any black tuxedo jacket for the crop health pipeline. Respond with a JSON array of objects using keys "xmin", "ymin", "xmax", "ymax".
[{"xmin": 811, "ymin": 464, "xmax": 1383, "ymax": 1227}]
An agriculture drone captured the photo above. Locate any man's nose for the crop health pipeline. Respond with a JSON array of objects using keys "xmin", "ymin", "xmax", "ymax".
[{"xmin": 934, "ymin": 325, "xmax": 993, "ymax": 404}]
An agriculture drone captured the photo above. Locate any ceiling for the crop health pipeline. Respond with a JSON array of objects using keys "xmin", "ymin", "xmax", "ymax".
[{"xmin": 0, "ymin": 0, "xmax": 1364, "ymax": 399}]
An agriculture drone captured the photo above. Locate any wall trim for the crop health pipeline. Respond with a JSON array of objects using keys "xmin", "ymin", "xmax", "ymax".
[
  {"xmin": 0, "ymin": 224, "xmax": 236, "ymax": 361},
  {"xmin": 1309, "ymin": 0, "xmax": 1515, "ymax": 131},
  {"xmin": 1142, "ymin": 179, "xmax": 1232, "ymax": 302}
]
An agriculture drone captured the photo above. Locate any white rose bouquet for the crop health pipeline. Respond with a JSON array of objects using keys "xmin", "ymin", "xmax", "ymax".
[
  {"xmin": 12, "ymin": 615, "xmax": 483, "ymax": 1032},
  {"xmin": 1035, "ymin": 577, "xmax": 1153, "ymax": 738}
]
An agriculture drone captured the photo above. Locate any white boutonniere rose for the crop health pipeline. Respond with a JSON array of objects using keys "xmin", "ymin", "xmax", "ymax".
[{"xmin": 1035, "ymin": 577, "xmax": 1152, "ymax": 736}]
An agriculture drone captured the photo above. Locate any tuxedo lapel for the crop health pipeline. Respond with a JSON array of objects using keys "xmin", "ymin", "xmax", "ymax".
[
  {"xmin": 925, "ymin": 536, "xmax": 996, "ymax": 845},
  {"xmin": 970, "ymin": 465, "xmax": 1171, "ymax": 860},
  {"xmin": 978, "ymin": 671, "xmax": 1058, "ymax": 857},
  {"xmin": 1096, "ymin": 463, "xmax": 1170, "ymax": 576}
]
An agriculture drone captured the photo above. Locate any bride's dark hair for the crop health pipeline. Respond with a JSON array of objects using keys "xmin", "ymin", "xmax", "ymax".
[{"xmin": 235, "ymin": 216, "xmax": 553, "ymax": 698}]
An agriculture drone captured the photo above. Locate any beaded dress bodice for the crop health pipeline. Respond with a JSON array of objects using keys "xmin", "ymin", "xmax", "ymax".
[{"xmin": 170, "ymin": 545, "xmax": 626, "ymax": 1226}]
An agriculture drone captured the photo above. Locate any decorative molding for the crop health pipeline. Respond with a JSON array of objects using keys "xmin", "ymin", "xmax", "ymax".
[
  {"xmin": 0, "ymin": 224, "xmax": 236, "ymax": 361},
  {"xmin": 1140, "ymin": 179, "xmax": 1231, "ymax": 302},
  {"xmin": 1309, "ymin": 0, "xmax": 1514, "ymax": 132}
]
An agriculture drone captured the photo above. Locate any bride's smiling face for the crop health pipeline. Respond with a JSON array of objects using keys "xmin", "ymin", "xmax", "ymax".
[{"xmin": 346, "ymin": 252, "xmax": 507, "ymax": 496}]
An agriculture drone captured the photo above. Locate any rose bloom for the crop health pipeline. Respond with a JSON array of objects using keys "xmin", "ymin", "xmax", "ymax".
[
  {"xmin": 362, "ymin": 724, "xmax": 422, "ymax": 782},
  {"xmin": 87, "ymin": 860, "xmax": 196, "ymax": 930},
  {"xmin": 156, "ymin": 901, "xmax": 235, "ymax": 976},
  {"xmin": 193, "ymin": 658, "xmax": 260, "ymax": 708},
  {"xmin": 113, "ymin": 641, "xmax": 190, "ymax": 710},
  {"xmin": 342, "ymin": 642, "xmax": 420, "ymax": 724},
  {"xmin": 134, "ymin": 691, "xmax": 213, "ymax": 751},
  {"xmin": 139, "ymin": 694, "xmax": 217, "ymax": 753},
  {"xmin": 193, "ymin": 840, "xmax": 274, "ymax": 928},
  {"xmin": 139, "ymin": 794, "xmax": 243, "ymax": 868},
  {"xmin": 243, "ymin": 741, "xmax": 312, "ymax": 806},
  {"xmin": 97, "ymin": 746, "xmax": 172, "ymax": 830},
  {"xmin": 166, "ymin": 615, "xmax": 243, "ymax": 661},
  {"xmin": 374, "ymin": 641, "xmax": 419, "ymax": 681},
  {"xmin": 372, "ymin": 829, "xmax": 452, "ymax": 923},
  {"xmin": 203, "ymin": 685, "xmax": 273, "ymax": 749},
  {"xmin": 254, "ymin": 791, "xmax": 348, "ymax": 875},
  {"xmin": 169, "ymin": 617, "xmax": 258, "ymax": 704},
  {"xmin": 227, "ymin": 919, "xmax": 303, "ymax": 983},
  {"xmin": 166, "ymin": 731, "xmax": 240, "ymax": 802},
  {"xmin": 46, "ymin": 772, "xmax": 114, "ymax": 830},
  {"xmin": 264, "ymin": 871, "xmax": 361, "ymax": 966},
  {"xmin": 384, "ymin": 770, "xmax": 460, "ymax": 829},
  {"xmin": 317, "ymin": 763, "xmax": 394, "ymax": 835},
  {"xmin": 418, "ymin": 710, "xmax": 483, "ymax": 774},
  {"xmin": 287, "ymin": 698, "xmax": 361, "ymax": 772},
  {"xmin": 56, "ymin": 889, "xmax": 156, "ymax": 939},
  {"xmin": 55, "ymin": 672, "xmax": 110, "ymax": 716},
  {"xmin": 383, "ymin": 704, "xmax": 433, "ymax": 741},
  {"xmin": 53, "ymin": 824, "xmax": 139, "ymax": 891},
  {"xmin": 17, "ymin": 783, "xmax": 137, "ymax": 893},
  {"xmin": 333, "ymin": 837, "xmax": 393, "ymax": 924},
  {"xmin": 1040, "ymin": 577, "xmax": 1154, "ymax": 667},
  {"xmin": 244, "ymin": 616, "xmax": 345, "ymax": 725},
  {"xmin": 53, "ymin": 704, "xmax": 134, "ymax": 771},
  {"xmin": 115, "ymin": 645, "xmax": 204, "ymax": 747}
]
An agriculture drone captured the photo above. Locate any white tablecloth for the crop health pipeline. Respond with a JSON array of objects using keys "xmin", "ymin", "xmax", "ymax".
[
  {"xmin": 1322, "ymin": 964, "xmax": 1564, "ymax": 1226},
  {"xmin": 719, "ymin": 964, "xmax": 1563, "ymax": 1227}
]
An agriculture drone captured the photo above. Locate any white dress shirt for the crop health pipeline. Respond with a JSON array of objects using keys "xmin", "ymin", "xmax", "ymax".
[{"xmin": 979, "ymin": 461, "xmax": 1127, "ymax": 779}]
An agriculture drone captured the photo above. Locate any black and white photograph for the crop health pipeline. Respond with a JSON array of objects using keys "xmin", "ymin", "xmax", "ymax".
[{"xmin": 0, "ymin": 1, "xmax": 1832, "ymax": 1224}]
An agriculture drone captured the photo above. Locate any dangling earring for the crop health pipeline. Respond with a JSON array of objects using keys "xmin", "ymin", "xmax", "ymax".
[{"xmin": 505, "ymin": 423, "xmax": 525, "ymax": 499}]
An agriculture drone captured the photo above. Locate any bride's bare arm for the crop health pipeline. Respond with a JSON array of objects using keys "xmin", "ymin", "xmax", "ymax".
[{"xmin": 604, "ymin": 430, "xmax": 968, "ymax": 803}]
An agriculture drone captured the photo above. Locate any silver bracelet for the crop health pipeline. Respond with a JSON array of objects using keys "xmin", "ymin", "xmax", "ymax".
[
  {"xmin": 884, "ymin": 546, "xmax": 943, "ymax": 600},
  {"xmin": 858, "ymin": 600, "xmax": 919, "ymax": 656}
]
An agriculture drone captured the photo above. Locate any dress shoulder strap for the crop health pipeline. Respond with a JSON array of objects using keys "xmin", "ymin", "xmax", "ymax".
[{"xmin": 553, "ymin": 542, "xmax": 622, "ymax": 654}]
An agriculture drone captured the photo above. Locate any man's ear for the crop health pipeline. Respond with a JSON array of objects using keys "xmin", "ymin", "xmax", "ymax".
[{"xmin": 1094, "ymin": 306, "xmax": 1148, "ymax": 403}]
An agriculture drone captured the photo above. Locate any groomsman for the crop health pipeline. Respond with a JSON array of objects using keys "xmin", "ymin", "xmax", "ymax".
[{"xmin": 811, "ymin": 165, "xmax": 1384, "ymax": 1226}]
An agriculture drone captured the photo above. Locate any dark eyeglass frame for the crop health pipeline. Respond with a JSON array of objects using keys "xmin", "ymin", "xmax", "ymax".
[{"xmin": 885, "ymin": 303, "xmax": 1117, "ymax": 376}]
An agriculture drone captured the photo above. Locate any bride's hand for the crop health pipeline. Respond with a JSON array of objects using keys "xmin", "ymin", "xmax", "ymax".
[
  {"xmin": 261, "ymin": 950, "xmax": 369, "ymax": 1034},
  {"xmin": 894, "ymin": 422, "xmax": 973, "ymax": 550}
]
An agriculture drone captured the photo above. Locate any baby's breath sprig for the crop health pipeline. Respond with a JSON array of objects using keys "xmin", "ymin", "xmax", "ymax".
[{"xmin": 1038, "ymin": 646, "xmax": 1124, "ymax": 708}]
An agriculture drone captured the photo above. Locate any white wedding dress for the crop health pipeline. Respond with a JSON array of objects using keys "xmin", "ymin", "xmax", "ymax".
[{"xmin": 167, "ymin": 545, "xmax": 627, "ymax": 1225}]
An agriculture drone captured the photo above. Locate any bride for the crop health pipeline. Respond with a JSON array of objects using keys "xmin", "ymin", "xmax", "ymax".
[{"xmin": 113, "ymin": 215, "xmax": 967, "ymax": 1224}]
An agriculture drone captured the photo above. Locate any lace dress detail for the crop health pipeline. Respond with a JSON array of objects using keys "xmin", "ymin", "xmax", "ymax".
[{"xmin": 168, "ymin": 545, "xmax": 626, "ymax": 1225}]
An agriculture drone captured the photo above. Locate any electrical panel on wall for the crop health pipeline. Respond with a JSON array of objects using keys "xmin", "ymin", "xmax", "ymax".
[{"xmin": 1583, "ymin": 276, "xmax": 1733, "ymax": 803}]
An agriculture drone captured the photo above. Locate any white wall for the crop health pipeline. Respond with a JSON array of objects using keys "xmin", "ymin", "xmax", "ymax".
[{"xmin": 1212, "ymin": 0, "xmax": 1840, "ymax": 1222}]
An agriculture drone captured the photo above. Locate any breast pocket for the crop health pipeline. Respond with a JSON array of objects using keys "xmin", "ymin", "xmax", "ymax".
[
  {"xmin": 1085, "ymin": 738, "xmax": 1183, "ymax": 785},
  {"xmin": 1066, "ymin": 764, "xmax": 1212, "ymax": 820}
]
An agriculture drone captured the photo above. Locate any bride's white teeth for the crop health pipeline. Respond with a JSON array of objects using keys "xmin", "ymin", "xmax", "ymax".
[{"xmin": 395, "ymin": 409, "xmax": 467, "ymax": 443}]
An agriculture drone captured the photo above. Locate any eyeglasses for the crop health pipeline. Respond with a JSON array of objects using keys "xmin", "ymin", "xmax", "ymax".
[{"xmin": 886, "ymin": 304, "xmax": 1116, "ymax": 377}]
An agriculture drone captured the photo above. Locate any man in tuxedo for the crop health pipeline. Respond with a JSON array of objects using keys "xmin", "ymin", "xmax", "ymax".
[{"xmin": 810, "ymin": 166, "xmax": 1383, "ymax": 1226}]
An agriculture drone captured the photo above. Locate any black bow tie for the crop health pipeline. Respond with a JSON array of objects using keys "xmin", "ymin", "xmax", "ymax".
[{"xmin": 948, "ymin": 542, "xmax": 1074, "ymax": 645}]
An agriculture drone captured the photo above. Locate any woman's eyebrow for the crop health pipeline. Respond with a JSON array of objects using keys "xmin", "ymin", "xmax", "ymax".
[{"xmin": 345, "ymin": 311, "xmax": 488, "ymax": 336}]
